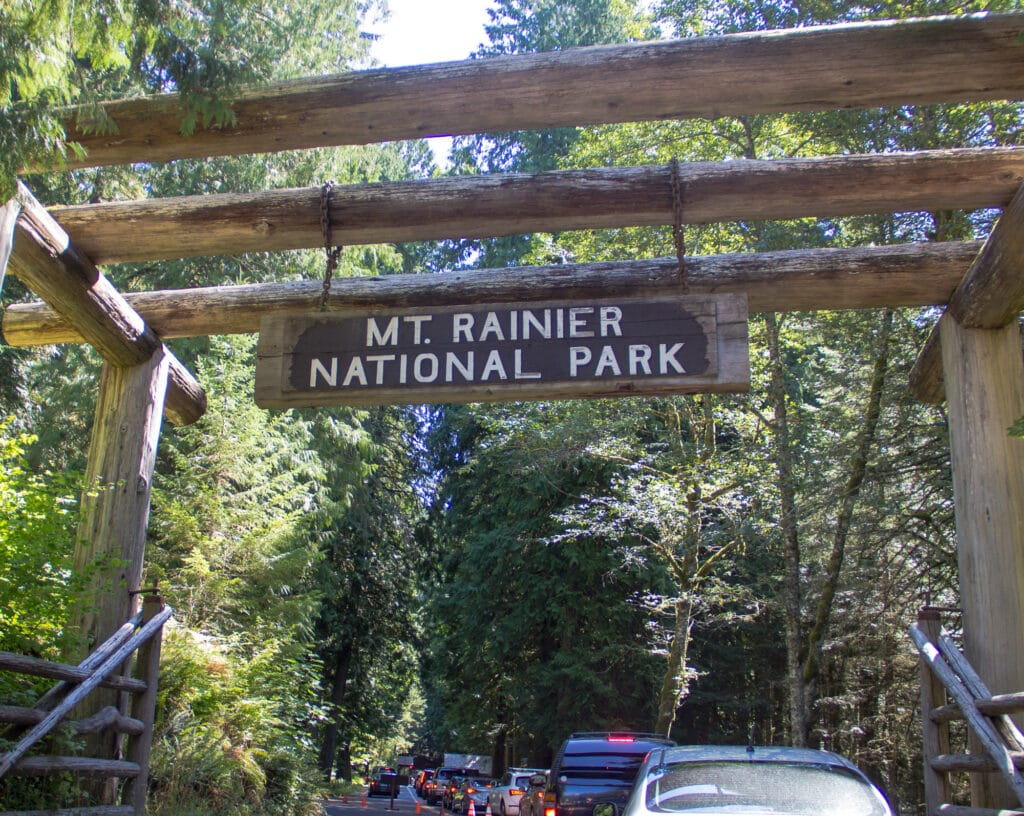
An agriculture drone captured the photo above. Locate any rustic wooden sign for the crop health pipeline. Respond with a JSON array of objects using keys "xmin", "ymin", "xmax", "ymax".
[{"xmin": 255, "ymin": 294, "xmax": 749, "ymax": 408}]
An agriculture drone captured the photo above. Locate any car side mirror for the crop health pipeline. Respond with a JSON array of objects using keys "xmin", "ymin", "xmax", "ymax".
[{"xmin": 593, "ymin": 804, "xmax": 617, "ymax": 816}]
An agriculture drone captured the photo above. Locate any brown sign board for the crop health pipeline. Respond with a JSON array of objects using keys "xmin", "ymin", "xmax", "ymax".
[{"xmin": 255, "ymin": 294, "xmax": 749, "ymax": 408}]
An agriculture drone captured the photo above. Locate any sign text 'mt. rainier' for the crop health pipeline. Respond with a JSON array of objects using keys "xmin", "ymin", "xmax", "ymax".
[{"xmin": 255, "ymin": 295, "xmax": 749, "ymax": 408}]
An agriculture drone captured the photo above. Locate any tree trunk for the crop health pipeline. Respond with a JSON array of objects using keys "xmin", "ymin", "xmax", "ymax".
[
  {"xmin": 764, "ymin": 313, "xmax": 808, "ymax": 747},
  {"xmin": 654, "ymin": 596, "xmax": 695, "ymax": 735},
  {"xmin": 318, "ymin": 641, "xmax": 354, "ymax": 781},
  {"xmin": 801, "ymin": 310, "xmax": 892, "ymax": 716}
]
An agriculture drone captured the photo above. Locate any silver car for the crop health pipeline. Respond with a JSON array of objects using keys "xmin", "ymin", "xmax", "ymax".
[
  {"xmin": 614, "ymin": 745, "xmax": 893, "ymax": 816},
  {"xmin": 490, "ymin": 768, "xmax": 547, "ymax": 816}
]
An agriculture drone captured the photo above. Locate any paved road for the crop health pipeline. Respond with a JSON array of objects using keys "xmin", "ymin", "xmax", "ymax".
[{"xmin": 325, "ymin": 786, "xmax": 442, "ymax": 816}]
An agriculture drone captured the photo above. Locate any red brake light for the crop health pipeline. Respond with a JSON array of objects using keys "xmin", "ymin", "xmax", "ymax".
[
  {"xmin": 510, "ymin": 789, "xmax": 523, "ymax": 796},
  {"xmin": 544, "ymin": 809, "xmax": 557, "ymax": 816},
  {"xmin": 607, "ymin": 736, "xmax": 635, "ymax": 742}
]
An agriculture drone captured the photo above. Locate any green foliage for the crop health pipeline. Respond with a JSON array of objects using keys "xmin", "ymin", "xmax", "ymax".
[
  {"xmin": 439, "ymin": 0, "xmax": 658, "ymax": 269},
  {"xmin": 0, "ymin": 0, "xmax": 1005, "ymax": 812},
  {"xmin": 0, "ymin": 417, "xmax": 81, "ymax": 658},
  {"xmin": 421, "ymin": 402, "xmax": 669, "ymax": 763},
  {"xmin": 311, "ymin": 406, "xmax": 429, "ymax": 779},
  {"xmin": 1, "ymin": 0, "xmax": 373, "ymax": 199},
  {"xmin": 150, "ymin": 628, "xmax": 324, "ymax": 816},
  {"xmin": 148, "ymin": 335, "xmax": 322, "ymax": 634}
]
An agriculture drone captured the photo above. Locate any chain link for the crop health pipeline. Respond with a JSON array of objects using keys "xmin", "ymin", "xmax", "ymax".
[
  {"xmin": 670, "ymin": 158, "xmax": 687, "ymax": 290},
  {"xmin": 319, "ymin": 180, "xmax": 342, "ymax": 311}
]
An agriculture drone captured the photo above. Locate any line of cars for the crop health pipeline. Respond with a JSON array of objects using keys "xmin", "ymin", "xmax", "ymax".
[{"xmin": 415, "ymin": 731, "xmax": 894, "ymax": 816}]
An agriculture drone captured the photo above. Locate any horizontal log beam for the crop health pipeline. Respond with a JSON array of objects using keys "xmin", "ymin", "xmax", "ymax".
[
  {"xmin": 2, "ymin": 755, "xmax": 140, "ymax": 777},
  {"xmin": 0, "ymin": 651, "xmax": 146, "ymax": 693},
  {"xmin": 935, "ymin": 805, "xmax": 1024, "ymax": 816},
  {"xmin": 0, "ymin": 807, "xmax": 135, "ymax": 816},
  {"xmin": 909, "ymin": 184, "xmax": 1024, "ymax": 403},
  {"xmin": 48, "ymin": 13, "xmax": 1024, "ymax": 170},
  {"xmin": 4, "ymin": 184, "xmax": 206, "ymax": 425},
  {"xmin": 931, "ymin": 692, "xmax": 1024, "ymax": 724},
  {"xmin": 0, "ymin": 705, "xmax": 144, "ymax": 736},
  {"xmin": 930, "ymin": 753, "xmax": 1016, "ymax": 774},
  {"xmin": 1, "ymin": 242, "xmax": 979, "ymax": 346},
  {"xmin": 51, "ymin": 147, "xmax": 1024, "ymax": 264}
]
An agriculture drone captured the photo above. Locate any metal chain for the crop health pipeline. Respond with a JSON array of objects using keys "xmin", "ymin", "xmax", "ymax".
[
  {"xmin": 319, "ymin": 180, "xmax": 342, "ymax": 311},
  {"xmin": 670, "ymin": 158, "xmax": 687, "ymax": 289}
]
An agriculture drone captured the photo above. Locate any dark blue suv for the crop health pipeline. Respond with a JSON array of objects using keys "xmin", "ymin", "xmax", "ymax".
[{"xmin": 543, "ymin": 732, "xmax": 676, "ymax": 816}]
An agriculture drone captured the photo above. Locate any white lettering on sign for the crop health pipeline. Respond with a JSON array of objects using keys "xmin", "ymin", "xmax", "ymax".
[
  {"xmin": 660, "ymin": 343, "xmax": 686, "ymax": 374},
  {"xmin": 367, "ymin": 315, "xmax": 435, "ymax": 346},
  {"xmin": 310, "ymin": 357, "xmax": 338, "ymax": 387},
  {"xmin": 449, "ymin": 307, "xmax": 627, "ymax": 344},
  {"xmin": 277, "ymin": 299, "xmax": 720, "ymax": 398}
]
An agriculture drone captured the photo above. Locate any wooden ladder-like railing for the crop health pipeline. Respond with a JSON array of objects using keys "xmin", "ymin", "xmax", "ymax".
[
  {"xmin": 0, "ymin": 594, "xmax": 171, "ymax": 816},
  {"xmin": 912, "ymin": 608, "xmax": 1024, "ymax": 816}
]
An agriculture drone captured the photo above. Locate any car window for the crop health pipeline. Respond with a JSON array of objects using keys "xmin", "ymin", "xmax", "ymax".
[
  {"xmin": 642, "ymin": 761, "xmax": 890, "ymax": 815},
  {"xmin": 561, "ymin": 753, "xmax": 649, "ymax": 782}
]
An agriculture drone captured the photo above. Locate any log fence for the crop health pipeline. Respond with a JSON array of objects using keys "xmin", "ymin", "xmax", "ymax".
[
  {"xmin": 0, "ymin": 595, "xmax": 170, "ymax": 816},
  {"xmin": 912, "ymin": 609, "xmax": 1024, "ymax": 816}
]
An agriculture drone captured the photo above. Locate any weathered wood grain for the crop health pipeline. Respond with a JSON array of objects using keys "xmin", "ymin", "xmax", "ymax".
[
  {"xmin": 0, "ymin": 652, "xmax": 146, "ymax": 694},
  {"xmin": 909, "ymin": 184, "xmax": 1024, "ymax": 403},
  {"xmin": 50, "ymin": 148, "xmax": 1024, "ymax": 263},
  {"xmin": 2, "ymin": 756, "xmax": 141, "ymax": 777},
  {"xmin": 1, "ymin": 242, "xmax": 980, "ymax": 347},
  {"xmin": 919, "ymin": 611, "xmax": 954, "ymax": 813},
  {"xmin": 0, "ymin": 806, "xmax": 135, "ymax": 816},
  {"xmin": 948, "ymin": 184, "xmax": 1024, "ymax": 329},
  {"xmin": 939, "ymin": 318, "xmax": 1024, "ymax": 808},
  {"xmin": 4, "ymin": 183, "xmax": 206, "ymax": 425},
  {"xmin": 45, "ymin": 13, "xmax": 1024, "ymax": 170},
  {"xmin": 0, "ymin": 606, "xmax": 171, "ymax": 780}
]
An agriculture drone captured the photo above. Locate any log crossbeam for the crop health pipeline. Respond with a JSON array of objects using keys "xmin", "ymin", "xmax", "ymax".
[
  {"xmin": 1, "ymin": 183, "xmax": 206, "ymax": 425},
  {"xmin": 46, "ymin": 147, "xmax": 1024, "ymax": 264},
  {"xmin": 909, "ymin": 183, "xmax": 1024, "ymax": 403},
  {"xmin": 1, "ymin": 242, "xmax": 981, "ymax": 346},
  {"xmin": 42, "ymin": 13, "xmax": 1024, "ymax": 171}
]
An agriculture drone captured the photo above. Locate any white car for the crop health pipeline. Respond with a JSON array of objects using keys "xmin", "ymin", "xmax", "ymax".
[
  {"xmin": 488, "ymin": 768, "xmax": 546, "ymax": 816},
  {"xmin": 614, "ymin": 744, "xmax": 894, "ymax": 816}
]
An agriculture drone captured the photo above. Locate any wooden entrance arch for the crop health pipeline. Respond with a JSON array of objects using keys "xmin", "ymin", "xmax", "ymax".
[{"xmin": 2, "ymin": 12, "xmax": 1024, "ymax": 809}]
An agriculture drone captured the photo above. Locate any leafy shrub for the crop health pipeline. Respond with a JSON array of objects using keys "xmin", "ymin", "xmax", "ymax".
[
  {"xmin": 148, "ymin": 627, "xmax": 323, "ymax": 816},
  {"xmin": 0, "ymin": 417, "xmax": 81, "ymax": 658}
]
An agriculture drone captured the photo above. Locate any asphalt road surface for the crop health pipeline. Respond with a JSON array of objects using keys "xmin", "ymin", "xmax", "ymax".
[{"xmin": 325, "ymin": 785, "xmax": 442, "ymax": 816}]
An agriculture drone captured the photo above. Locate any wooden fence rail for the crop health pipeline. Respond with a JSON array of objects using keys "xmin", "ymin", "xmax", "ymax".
[
  {"xmin": 0, "ymin": 596, "xmax": 170, "ymax": 816},
  {"xmin": 913, "ymin": 609, "xmax": 1024, "ymax": 816}
]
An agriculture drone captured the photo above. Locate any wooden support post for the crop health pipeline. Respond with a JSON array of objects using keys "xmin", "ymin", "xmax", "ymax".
[
  {"xmin": 70, "ymin": 347, "xmax": 170, "ymax": 797},
  {"xmin": 941, "ymin": 316, "xmax": 1024, "ymax": 810},
  {"xmin": 73, "ymin": 348, "xmax": 169, "ymax": 650},
  {"xmin": 919, "ymin": 609, "xmax": 953, "ymax": 814},
  {"xmin": 124, "ymin": 594, "xmax": 165, "ymax": 815}
]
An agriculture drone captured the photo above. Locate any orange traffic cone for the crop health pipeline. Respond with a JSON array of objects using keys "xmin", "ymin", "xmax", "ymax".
[
  {"xmin": 485, "ymin": 804, "xmax": 493, "ymax": 816},
  {"xmin": 469, "ymin": 803, "xmax": 477, "ymax": 816},
  {"xmin": 361, "ymin": 795, "xmax": 368, "ymax": 808},
  {"xmin": 416, "ymin": 802, "xmax": 423, "ymax": 815},
  {"xmin": 343, "ymin": 794, "xmax": 349, "ymax": 804}
]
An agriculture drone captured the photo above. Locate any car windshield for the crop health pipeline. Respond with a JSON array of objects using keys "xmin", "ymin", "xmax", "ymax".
[{"xmin": 641, "ymin": 761, "xmax": 890, "ymax": 816}]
